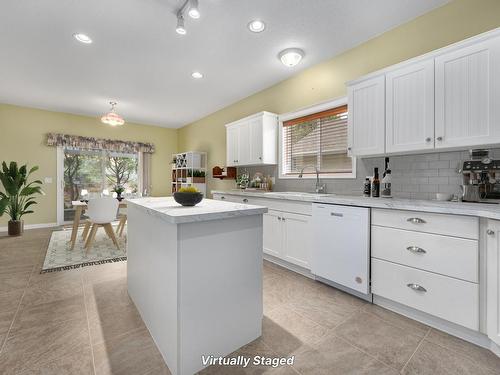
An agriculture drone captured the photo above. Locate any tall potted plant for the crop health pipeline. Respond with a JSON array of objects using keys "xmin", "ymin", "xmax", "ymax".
[{"xmin": 0, "ymin": 162, "xmax": 43, "ymax": 236}]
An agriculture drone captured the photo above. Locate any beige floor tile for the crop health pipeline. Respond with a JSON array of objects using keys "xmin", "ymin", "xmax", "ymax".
[
  {"xmin": 403, "ymin": 340, "xmax": 496, "ymax": 375},
  {"xmin": 425, "ymin": 329, "xmax": 500, "ymax": 373},
  {"xmin": 263, "ymin": 273, "xmax": 317, "ymax": 314},
  {"xmin": 287, "ymin": 287, "xmax": 364, "ymax": 329},
  {"xmin": 262, "ymin": 305, "xmax": 328, "ymax": 356},
  {"xmin": 292, "ymin": 334, "xmax": 398, "ymax": 375},
  {"xmin": 0, "ymin": 269, "xmax": 32, "ymax": 293},
  {"xmin": 84, "ymin": 276, "xmax": 132, "ymax": 318},
  {"xmin": 10, "ymin": 294, "xmax": 86, "ymax": 334},
  {"xmin": 83, "ymin": 261, "xmax": 127, "ymax": 285},
  {"xmin": 89, "ymin": 301, "xmax": 146, "ymax": 345},
  {"xmin": 0, "ymin": 317, "xmax": 90, "ymax": 374},
  {"xmin": 333, "ymin": 311, "xmax": 421, "ymax": 370},
  {"xmin": 364, "ymin": 304, "xmax": 430, "ymax": 338},
  {"xmin": 313, "ymin": 282, "xmax": 367, "ymax": 309},
  {"xmin": 17, "ymin": 346, "xmax": 94, "ymax": 375},
  {"xmin": 21, "ymin": 280, "xmax": 83, "ymax": 307},
  {"xmin": 93, "ymin": 327, "xmax": 167, "ymax": 375},
  {"xmin": 0, "ymin": 289, "xmax": 24, "ymax": 313},
  {"xmin": 28, "ymin": 267, "xmax": 83, "ymax": 288},
  {"xmin": 0, "ymin": 309, "xmax": 17, "ymax": 341}
]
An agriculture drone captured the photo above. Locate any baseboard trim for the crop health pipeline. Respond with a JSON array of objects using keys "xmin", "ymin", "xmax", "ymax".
[{"xmin": 0, "ymin": 222, "xmax": 59, "ymax": 233}]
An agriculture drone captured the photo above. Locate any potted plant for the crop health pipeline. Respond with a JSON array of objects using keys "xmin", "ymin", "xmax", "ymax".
[
  {"xmin": 0, "ymin": 162, "xmax": 43, "ymax": 236},
  {"xmin": 113, "ymin": 185, "xmax": 125, "ymax": 201}
]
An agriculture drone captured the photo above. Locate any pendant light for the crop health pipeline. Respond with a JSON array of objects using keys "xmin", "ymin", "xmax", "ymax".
[{"xmin": 101, "ymin": 101, "xmax": 125, "ymax": 126}]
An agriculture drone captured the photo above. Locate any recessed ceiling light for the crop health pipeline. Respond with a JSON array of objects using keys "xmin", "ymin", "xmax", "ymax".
[
  {"xmin": 279, "ymin": 48, "xmax": 304, "ymax": 67},
  {"xmin": 188, "ymin": 0, "xmax": 200, "ymax": 19},
  {"xmin": 73, "ymin": 33, "xmax": 92, "ymax": 44},
  {"xmin": 248, "ymin": 20, "xmax": 265, "ymax": 33},
  {"xmin": 191, "ymin": 71, "xmax": 203, "ymax": 79}
]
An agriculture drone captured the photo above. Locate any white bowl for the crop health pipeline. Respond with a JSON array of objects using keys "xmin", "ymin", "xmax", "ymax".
[{"xmin": 435, "ymin": 193, "xmax": 453, "ymax": 201}]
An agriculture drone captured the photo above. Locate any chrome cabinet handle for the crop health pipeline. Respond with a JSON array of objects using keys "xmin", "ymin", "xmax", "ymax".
[
  {"xmin": 407, "ymin": 283, "xmax": 427, "ymax": 292},
  {"xmin": 407, "ymin": 217, "xmax": 426, "ymax": 224},
  {"xmin": 330, "ymin": 212, "xmax": 344, "ymax": 217},
  {"xmin": 436, "ymin": 136, "xmax": 443, "ymax": 141},
  {"xmin": 487, "ymin": 229, "xmax": 495, "ymax": 236},
  {"xmin": 406, "ymin": 246, "xmax": 426, "ymax": 254},
  {"xmin": 242, "ymin": 198, "xmax": 248, "ymax": 203},
  {"xmin": 425, "ymin": 137, "xmax": 431, "ymax": 142}
]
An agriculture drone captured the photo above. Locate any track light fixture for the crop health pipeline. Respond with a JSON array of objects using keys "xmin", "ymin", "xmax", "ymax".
[
  {"xmin": 175, "ymin": 0, "xmax": 200, "ymax": 35},
  {"xmin": 176, "ymin": 13, "xmax": 187, "ymax": 35},
  {"xmin": 188, "ymin": 0, "xmax": 200, "ymax": 19}
]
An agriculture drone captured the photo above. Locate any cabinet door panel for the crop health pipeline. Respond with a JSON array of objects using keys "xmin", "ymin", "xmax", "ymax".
[
  {"xmin": 238, "ymin": 122, "xmax": 251, "ymax": 165},
  {"xmin": 487, "ymin": 220, "xmax": 500, "ymax": 346},
  {"xmin": 386, "ymin": 60, "xmax": 435, "ymax": 153},
  {"xmin": 226, "ymin": 125, "xmax": 239, "ymax": 167},
  {"xmin": 435, "ymin": 37, "xmax": 500, "ymax": 148},
  {"xmin": 263, "ymin": 210, "xmax": 282, "ymax": 258},
  {"xmin": 282, "ymin": 212, "xmax": 311, "ymax": 269},
  {"xmin": 249, "ymin": 118, "xmax": 263, "ymax": 164},
  {"xmin": 347, "ymin": 75, "xmax": 385, "ymax": 156}
]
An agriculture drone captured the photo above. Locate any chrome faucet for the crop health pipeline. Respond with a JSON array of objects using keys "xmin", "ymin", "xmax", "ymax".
[{"xmin": 298, "ymin": 165, "xmax": 326, "ymax": 193}]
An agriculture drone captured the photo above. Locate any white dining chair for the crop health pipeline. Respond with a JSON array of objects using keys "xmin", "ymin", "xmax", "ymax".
[{"xmin": 83, "ymin": 197, "xmax": 120, "ymax": 251}]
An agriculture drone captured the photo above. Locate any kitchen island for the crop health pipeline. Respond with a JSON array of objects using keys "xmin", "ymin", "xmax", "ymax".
[{"xmin": 126, "ymin": 197, "xmax": 267, "ymax": 375}]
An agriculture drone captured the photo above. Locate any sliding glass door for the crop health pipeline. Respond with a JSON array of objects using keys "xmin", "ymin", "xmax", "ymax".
[{"xmin": 58, "ymin": 148, "xmax": 138, "ymax": 223}]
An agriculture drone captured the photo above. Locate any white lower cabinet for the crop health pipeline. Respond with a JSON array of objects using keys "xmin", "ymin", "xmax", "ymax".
[
  {"xmin": 372, "ymin": 259, "xmax": 479, "ymax": 330},
  {"xmin": 263, "ymin": 210, "xmax": 311, "ymax": 269},
  {"xmin": 213, "ymin": 194, "xmax": 311, "ymax": 269},
  {"xmin": 487, "ymin": 220, "xmax": 500, "ymax": 346},
  {"xmin": 263, "ymin": 210, "xmax": 282, "ymax": 258}
]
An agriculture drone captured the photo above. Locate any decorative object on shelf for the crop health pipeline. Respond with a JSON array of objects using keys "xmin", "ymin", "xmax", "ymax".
[
  {"xmin": 236, "ymin": 171, "xmax": 250, "ymax": 189},
  {"xmin": 212, "ymin": 166, "xmax": 236, "ymax": 180},
  {"xmin": 0, "ymin": 162, "xmax": 43, "ymax": 236},
  {"xmin": 174, "ymin": 186, "xmax": 204, "ymax": 206},
  {"xmin": 171, "ymin": 151, "xmax": 207, "ymax": 194},
  {"xmin": 101, "ymin": 101, "xmax": 125, "ymax": 126},
  {"xmin": 113, "ymin": 185, "xmax": 125, "ymax": 201}
]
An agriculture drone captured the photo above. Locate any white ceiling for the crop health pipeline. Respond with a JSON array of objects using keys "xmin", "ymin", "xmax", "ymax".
[{"xmin": 0, "ymin": 0, "xmax": 449, "ymax": 128}]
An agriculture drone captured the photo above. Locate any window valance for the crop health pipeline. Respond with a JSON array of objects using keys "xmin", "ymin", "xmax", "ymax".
[{"xmin": 46, "ymin": 133, "xmax": 155, "ymax": 153}]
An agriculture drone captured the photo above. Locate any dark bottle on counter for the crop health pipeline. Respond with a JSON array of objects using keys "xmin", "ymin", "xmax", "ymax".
[
  {"xmin": 363, "ymin": 177, "xmax": 371, "ymax": 197},
  {"xmin": 372, "ymin": 168, "xmax": 380, "ymax": 197}
]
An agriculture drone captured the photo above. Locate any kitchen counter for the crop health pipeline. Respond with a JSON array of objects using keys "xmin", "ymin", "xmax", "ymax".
[
  {"xmin": 127, "ymin": 196, "xmax": 265, "ymax": 374},
  {"xmin": 127, "ymin": 196, "xmax": 267, "ymax": 224},
  {"xmin": 212, "ymin": 190, "xmax": 500, "ymax": 220}
]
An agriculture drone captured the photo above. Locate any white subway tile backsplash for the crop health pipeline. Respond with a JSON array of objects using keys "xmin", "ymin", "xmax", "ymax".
[{"xmin": 242, "ymin": 148, "xmax": 500, "ymax": 200}]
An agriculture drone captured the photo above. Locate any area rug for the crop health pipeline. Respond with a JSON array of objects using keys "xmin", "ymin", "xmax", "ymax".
[{"xmin": 41, "ymin": 224, "xmax": 127, "ymax": 273}]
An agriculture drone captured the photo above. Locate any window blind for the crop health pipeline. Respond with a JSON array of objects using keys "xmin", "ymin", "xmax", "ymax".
[{"xmin": 282, "ymin": 105, "xmax": 351, "ymax": 175}]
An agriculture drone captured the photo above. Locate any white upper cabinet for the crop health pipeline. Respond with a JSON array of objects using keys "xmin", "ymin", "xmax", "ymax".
[
  {"xmin": 347, "ymin": 29, "xmax": 500, "ymax": 157},
  {"xmin": 347, "ymin": 75, "xmax": 385, "ymax": 156},
  {"xmin": 226, "ymin": 112, "xmax": 278, "ymax": 167},
  {"xmin": 435, "ymin": 36, "xmax": 500, "ymax": 149},
  {"xmin": 386, "ymin": 60, "xmax": 435, "ymax": 153}
]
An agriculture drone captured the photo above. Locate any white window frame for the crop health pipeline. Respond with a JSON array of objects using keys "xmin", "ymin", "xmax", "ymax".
[{"xmin": 278, "ymin": 96, "xmax": 356, "ymax": 180}]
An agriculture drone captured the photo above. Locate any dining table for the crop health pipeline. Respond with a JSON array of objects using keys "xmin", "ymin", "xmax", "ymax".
[{"xmin": 70, "ymin": 200, "xmax": 127, "ymax": 250}]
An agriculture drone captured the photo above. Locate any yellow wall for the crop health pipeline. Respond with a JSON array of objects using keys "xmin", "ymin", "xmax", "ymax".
[
  {"xmin": 178, "ymin": 0, "xmax": 500, "ymax": 194},
  {"xmin": 0, "ymin": 103, "xmax": 177, "ymax": 226}
]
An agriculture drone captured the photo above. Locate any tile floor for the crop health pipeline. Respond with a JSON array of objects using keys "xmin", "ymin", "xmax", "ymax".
[{"xmin": 0, "ymin": 228, "xmax": 499, "ymax": 374}]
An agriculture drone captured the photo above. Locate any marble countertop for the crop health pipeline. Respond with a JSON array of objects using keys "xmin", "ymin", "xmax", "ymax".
[
  {"xmin": 211, "ymin": 190, "xmax": 500, "ymax": 220},
  {"xmin": 126, "ymin": 197, "xmax": 267, "ymax": 224}
]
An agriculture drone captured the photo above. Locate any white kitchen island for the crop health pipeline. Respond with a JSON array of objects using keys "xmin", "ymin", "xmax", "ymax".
[{"xmin": 126, "ymin": 197, "xmax": 267, "ymax": 375}]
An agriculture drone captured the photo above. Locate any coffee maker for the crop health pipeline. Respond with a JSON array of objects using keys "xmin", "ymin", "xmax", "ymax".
[{"xmin": 461, "ymin": 149, "xmax": 500, "ymax": 203}]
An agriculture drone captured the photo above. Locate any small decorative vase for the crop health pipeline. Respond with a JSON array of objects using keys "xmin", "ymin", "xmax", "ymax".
[
  {"xmin": 8, "ymin": 220, "xmax": 23, "ymax": 236},
  {"xmin": 116, "ymin": 193, "xmax": 123, "ymax": 202}
]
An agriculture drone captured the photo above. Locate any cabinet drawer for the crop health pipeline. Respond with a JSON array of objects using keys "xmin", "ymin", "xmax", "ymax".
[
  {"xmin": 372, "ymin": 209, "xmax": 478, "ymax": 239},
  {"xmin": 372, "ymin": 226, "xmax": 478, "ymax": 282},
  {"xmin": 372, "ymin": 259, "xmax": 479, "ymax": 330}
]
